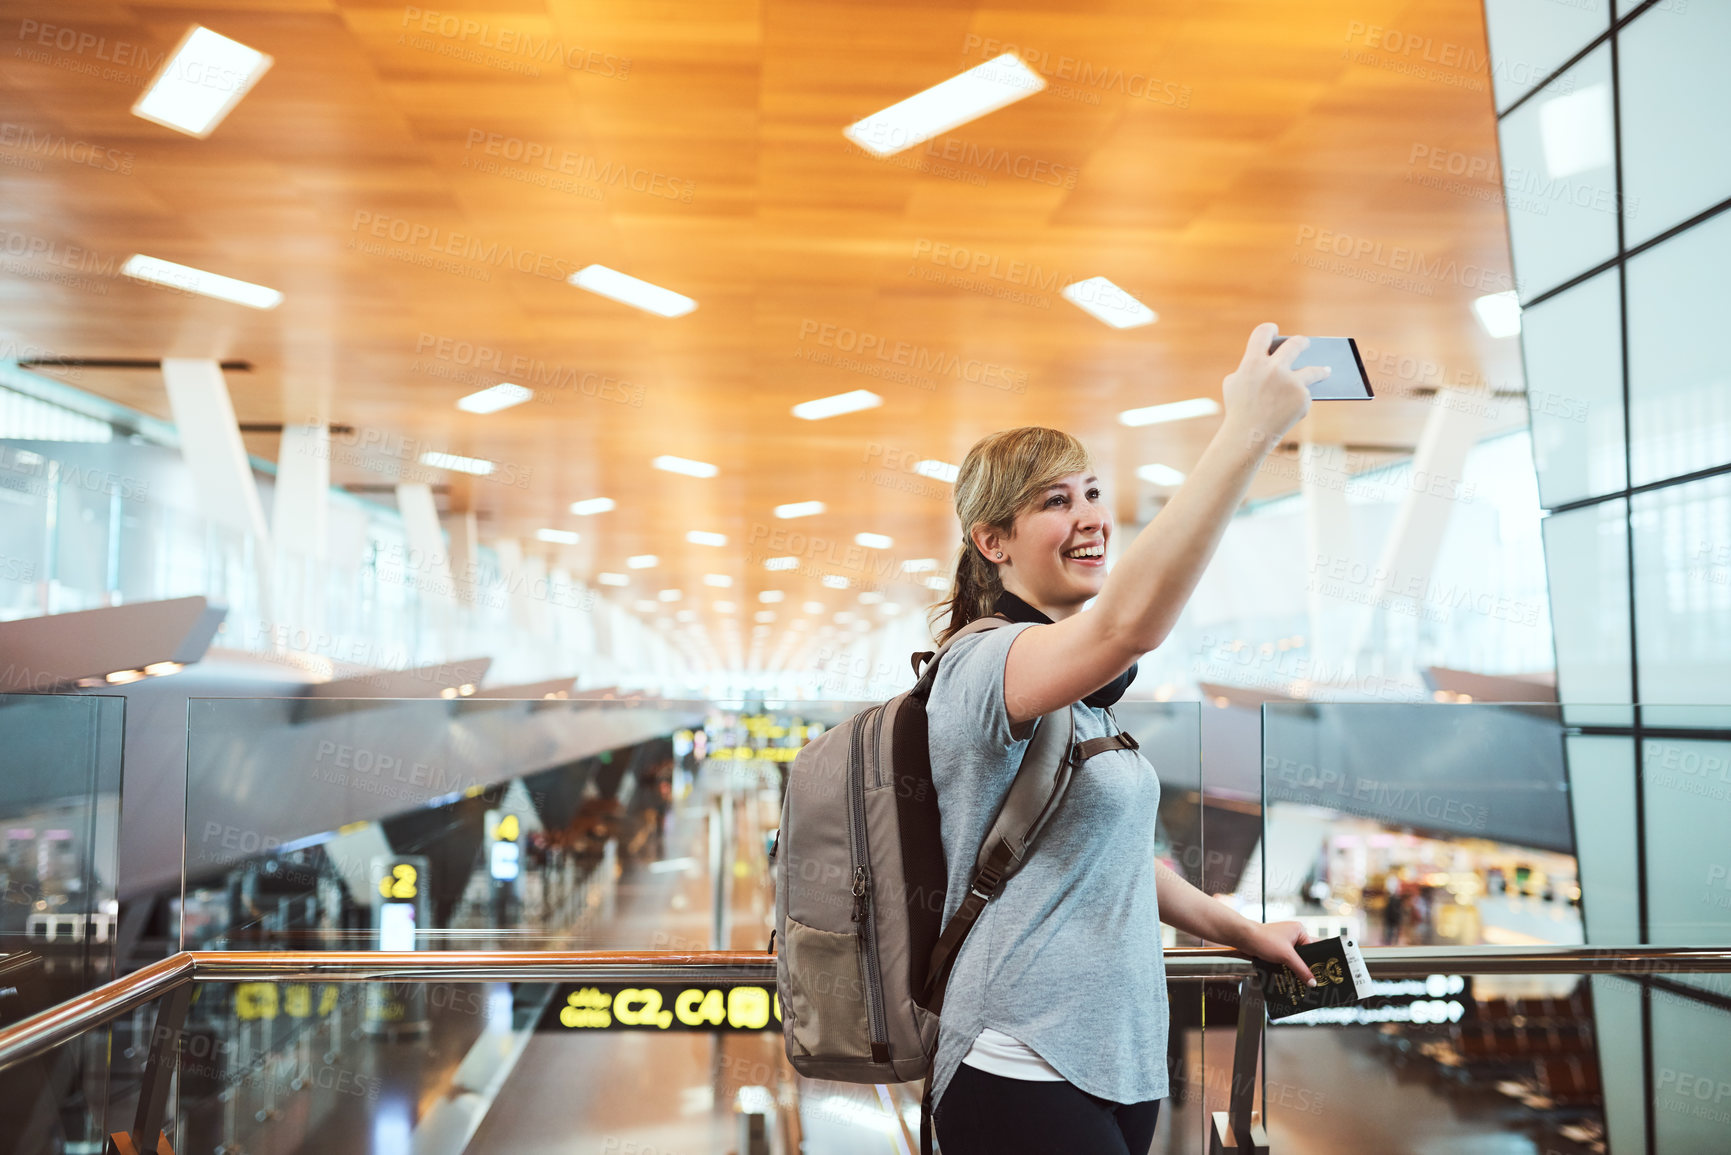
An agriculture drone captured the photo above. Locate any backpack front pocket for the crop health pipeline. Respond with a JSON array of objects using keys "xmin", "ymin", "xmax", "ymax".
[{"xmin": 782, "ymin": 914, "xmax": 871, "ymax": 1059}]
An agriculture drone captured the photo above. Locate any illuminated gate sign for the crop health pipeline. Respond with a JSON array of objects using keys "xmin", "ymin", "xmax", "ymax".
[{"xmin": 537, "ymin": 983, "xmax": 782, "ymax": 1032}]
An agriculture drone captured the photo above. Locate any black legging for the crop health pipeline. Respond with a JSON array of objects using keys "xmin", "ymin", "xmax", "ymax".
[{"xmin": 934, "ymin": 1063, "xmax": 1162, "ymax": 1155}]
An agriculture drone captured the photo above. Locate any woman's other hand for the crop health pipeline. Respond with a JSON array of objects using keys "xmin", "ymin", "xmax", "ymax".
[
  {"xmin": 1220, "ymin": 322, "xmax": 1328, "ymax": 452},
  {"xmin": 1234, "ymin": 919, "xmax": 1317, "ymax": 987}
]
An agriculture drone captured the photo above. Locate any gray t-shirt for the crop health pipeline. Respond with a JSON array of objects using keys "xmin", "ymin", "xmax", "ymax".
[{"xmin": 927, "ymin": 621, "xmax": 1170, "ymax": 1109}]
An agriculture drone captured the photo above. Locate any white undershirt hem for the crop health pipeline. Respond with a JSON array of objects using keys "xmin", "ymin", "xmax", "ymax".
[{"xmin": 959, "ymin": 1026, "xmax": 1066, "ymax": 1081}]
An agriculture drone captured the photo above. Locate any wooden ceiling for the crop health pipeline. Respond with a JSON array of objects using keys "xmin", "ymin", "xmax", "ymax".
[{"xmin": 1, "ymin": 0, "xmax": 1524, "ymax": 645}]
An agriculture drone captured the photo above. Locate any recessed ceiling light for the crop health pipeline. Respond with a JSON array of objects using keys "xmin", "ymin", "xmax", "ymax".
[
  {"xmin": 569, "ymin": 497, "xmax": 616, "ymax": 516},
  {"xmin": 626, "ymin": 554, "xmax": 659, "ymax": 569},
  {"xmin": 634, "ymin": 600, "xmax": 658, "ymax": 613},
  {"xmin": 822, "ymin": 575, "xmax": 849, "ymax": 589},
  {"xmin": 704, "ymin": 574, "xmax": 733, "ymax": 587},
  {"xmin": 1136, "ymin": 463, "xmax": 1186, "ymax": 486},
  {"xmin": 759, "ymin": 590, "xmax": 785, "ymax": 603},
  {"xmin": 902, "ymin": 558, "xmax": 940, "ymax": 573},
  {"xmin": 803, "ymin": 601, "xmax": 825, "ymax": 614},
  {"xmin": 764, "ymin": 557, "xmax": 798, "ymax": 571},
  {"xmin": 418, "ymin": 451, "xmax": 494, "ymax": 476},
  {"xmin": 844, "ymin": 53, "xmax": 1045, "ymax": 158},
  {"xmin": 923, "ymin": 576, "xmax": 950, "ymax": 592},
  {"xmin": 675, "ymin": 609, "xmax": 697, "ymax": 622},
  {"xmin": 653, "ymin": 455, "xmax": 719, "ymax": 478},
  {"xmin": 598, "ymin": 572, "xmax": 629, "ymax": 586},
  {"xmin": 687, "ymin": 530, "xmax": 727, "ymax": 547},
  {"xmin": 457, "ymin": 383, "xmax": 532, "ymax": 413},
  {"xmin": 859, "ymin": 591, "xmax": 885, "ymax": 604},
  {"xmin": 536, "ymin": 528, "xmax": 580, "ymax": 545},
  {"xmin": 835, "ymin": 611, "xmax": 855, "ymax": 623},
  {"xmin": 774, "ymin": 501, "xmax": 826, "ymax": 519},
  {"xmin": 568, "ymin": 264, "xmax": 696, "ymax": 317},
  {"xmin": 1473, "ymin": 291, "xmax": 1523, "ymax": 338},
  {"xmin": 880, "ymin": 603, "xmax": 902, "ymax": 615},
  {"xmin": 121, "ymin": 255, "xmax": 282, "ymax": 309},
  {"xmin": 792, "ymin": 390, "xmax": 882, "ymax": 421},
  {"xmin": 755, "ymin": 610, "xmax": 776, "ymax": 623},
  {"xmin": 1118, "ymin": 398, "xmax": 1221, "ymax": 428},
  {"xmin": 131, "ymin": 26, "xmax": 273, "ymax": 139},
  {"xmin": 855, "ymin": 533, "xmax": 892, "ymax": 549},
  {"xmin": 714, "ymin": 601, "xmax": 737, "ymax": 613},
  {"xmin": 1062, "ymin": 277, "xmax": 1157, "ymax": 329},
  {"xmin": 914, "ymin": 459, "xmax": 960, "ymax": 483},
  {"xmin": 658, "ymin": 589, "xmax": 683, "ymax": 602}
]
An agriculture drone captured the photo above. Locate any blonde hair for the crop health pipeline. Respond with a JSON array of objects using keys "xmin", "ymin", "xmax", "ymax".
[{"xmin": 931, "ymin": 427, "xmax": 1092, "ymax": 643}]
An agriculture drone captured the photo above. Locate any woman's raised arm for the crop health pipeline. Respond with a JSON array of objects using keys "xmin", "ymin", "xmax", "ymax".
[{"xmin": 1001, "ymin": 323, "xmax": 1326, "ymax": 726}]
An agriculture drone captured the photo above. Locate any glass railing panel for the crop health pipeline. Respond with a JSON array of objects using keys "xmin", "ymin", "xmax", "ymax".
[
  {"xmin": 0, "ymin": 692, "xmax": 124, "ymax": 1153},
  {"xmin": 1259, "ymin": 701, "xmax": 1731, "ymax": 1155}
]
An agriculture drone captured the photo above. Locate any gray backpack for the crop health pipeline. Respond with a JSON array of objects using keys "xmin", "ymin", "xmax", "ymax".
[{"xmin": 771, "ymin": 616, "xmax": 1138, "ymax": 1150}]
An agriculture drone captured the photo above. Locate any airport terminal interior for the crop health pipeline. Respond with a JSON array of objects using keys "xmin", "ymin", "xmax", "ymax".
[{"xmin": 1, "ymin": 0, "xmax": 1728, "ymax": 1151}]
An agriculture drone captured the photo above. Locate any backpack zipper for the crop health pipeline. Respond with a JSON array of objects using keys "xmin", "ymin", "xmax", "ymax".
[{"xmin": 849, "ymin": 704, "xmax": 890, "ymax": 1060}]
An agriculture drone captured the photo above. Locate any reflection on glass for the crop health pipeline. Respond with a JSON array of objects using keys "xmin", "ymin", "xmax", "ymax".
[
  {"xmin": 1482, "ymin": 0, "xmax": 1610, "ymax": 113},
  {"xmin": 1496, "ymin": 45, "xmax": 1619, "ymax": 301},
  {"xmin": 1542, "ymin": 500, "xmax": 1632, "ymax": 710},
  {"xmin": 1618, "ymin": 0, "xmax": 1731, "ymax": 245},
  {"xmin": 1626, "ymin": 208, "xmax": 1731, "ymax": 489},
  {"xmin": 1631, "ymin": 474, "xmax": 1731, "ymax": 714},
  {"xmin": 1521, "ymin": 267, "xmax": 1626, "ymax": 507}
]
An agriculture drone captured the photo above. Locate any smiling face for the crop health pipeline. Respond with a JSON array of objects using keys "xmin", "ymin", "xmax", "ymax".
[{"xmin": 972, "ymin": 471, "xmax": 1111, "ymax": 620}]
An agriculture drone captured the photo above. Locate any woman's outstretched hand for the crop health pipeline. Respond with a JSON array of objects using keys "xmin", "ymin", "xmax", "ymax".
[
  {"xmin": 1234, "ymin": 919, "xmax": 1318, "ymax": 987},
  {"xmin": 1220, "ymin": 322, "xmax": 1329, "ymax": 452}
]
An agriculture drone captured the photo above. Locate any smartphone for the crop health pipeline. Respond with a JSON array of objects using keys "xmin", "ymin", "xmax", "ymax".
[{"xmin": 1270, "ymin": 335, "xmax": 1374, "ymax": 400}]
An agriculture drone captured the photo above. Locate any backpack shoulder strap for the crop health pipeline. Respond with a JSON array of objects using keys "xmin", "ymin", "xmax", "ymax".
[
  {"xmin": 907, "ymin": 614, "xmax": 1011, "ymax": 692},
  {"xmin": 921, "ymin": 702, "xmax": 1136, "ymax": 1014}
]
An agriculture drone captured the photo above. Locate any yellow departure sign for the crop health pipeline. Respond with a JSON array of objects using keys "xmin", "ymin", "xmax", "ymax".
[{"xmin": 542, "ymin": 984, "xmax": 782, "ymax": 1032}]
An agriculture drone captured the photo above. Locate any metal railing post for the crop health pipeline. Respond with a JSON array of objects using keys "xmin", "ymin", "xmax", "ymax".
[
  {"xmin": 107, "ymin": 982, "xmax": 190, "ymax": 1155},
  {"xmin": 1209, "ymin": 976, "xmax": 1269, "ymax": 1155}
]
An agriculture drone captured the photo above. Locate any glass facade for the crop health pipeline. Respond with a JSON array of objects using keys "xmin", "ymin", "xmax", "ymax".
[{"xmin": 1485, "ymin": 1, "xmax": 1731, "ymax": 1148}]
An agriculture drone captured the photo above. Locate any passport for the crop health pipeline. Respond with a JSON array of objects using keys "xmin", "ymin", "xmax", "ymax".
[{"xmin": 1252, "ymin": 935, "xmax": 1373, "ymax": 1020}]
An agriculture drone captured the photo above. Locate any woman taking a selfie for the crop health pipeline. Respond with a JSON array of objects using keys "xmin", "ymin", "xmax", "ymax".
[{"xmin": 926, "ymin": 323, "xmax": 1327, "ymax": 1154}]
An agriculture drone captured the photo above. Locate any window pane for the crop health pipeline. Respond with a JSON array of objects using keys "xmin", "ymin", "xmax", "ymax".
[
  {"xmin": 1542, "ymin": 499, "xmax": 1630, "ymax": 705},
  {"xmin": 1626, "ymin": 207, "xmax": 1731, "ymax": 487},
  {"xmin": 1521, "ymin": 266, "xmax": 1625, "ymax": 506},
  {"xmin": 1495, "ymin": 46, "xmax": 1619, "ymax": 301},
  {"xmin": 1619, "ymin": 0, "xmax": 1731, "ymax": 245},
  {"xmin": 1483, "ymin": 0, "xmax": 1609, "ymax": 113},
  {"xmin": 1631, "ymin": 473, "xmax": 1731, "ymax": 710},
  {"xmin": 1566, "ymin": 734, "xmax": 1638, "ymax": 942}
]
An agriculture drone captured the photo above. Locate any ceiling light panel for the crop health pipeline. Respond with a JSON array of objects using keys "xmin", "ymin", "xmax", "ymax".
[
  {"xmin": 855, "ymin": 533, "xmax": 892, "ymax": 549},
  {"xmin": 121, "ymin": 255, "xmax": 282, "ymax": 309},
  {"xmin": 418, "ymin": 451, "xmax": 494, "ymax": 475},
  {"xmin": 1118, "ymin": 398, "xmax": 1221, "ymax": 427},
  {"xmin": 132, "ymin": 26, "xmax": 273, "ymax": 139},
  {"xmin": 791, "ymin": 390, "xmax": 882, "ymax": 421},
  {"xmin": 653, "ymin": 455, "xmax": 719, "ymax": 478},
  {"xmin": 456, "ymin": 383, "xmax": 532, "ymax": 413},
  {"xmin": 1136, "ymin": 463, "xmax": 1186, "ymax": 486},
  {"xmin": 1062, "ymin": 277, "xmax": 1157, "ymax": 329},
  {"xmin": 535, "ymin": 528, "xmax": 580, "ymax": 544},
  {"xmin": 1473, "ymin": 291, "xmax": 1523, "ymax": 338},
  {"xmin": 687, "ymin": 531, "xmax": 727, "ymax": 547},
  {"xmin": 597, "ymin": 573, "xmax": 629, "ymax": 587},
  {"xmin": 775, "ymin": 501, "xmax": 826, "ymax": 519},
  {"xmin": 914, "ymin": 460, "xmax": 959, "ymax": 483},
  {"xmin": 569, "ymin": 497, "xmax": 615, "ymax": 516},
  {"xmin": 844, "ymin": 54, "xmax": 1045, "ymax": 157},
  {"xmin": 569, "ymin": 264, "xmax": 697, "ymax": 317},
  {"xmin": 626, "ymin": 554, "xmax": 659, "ymax": 569}
]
